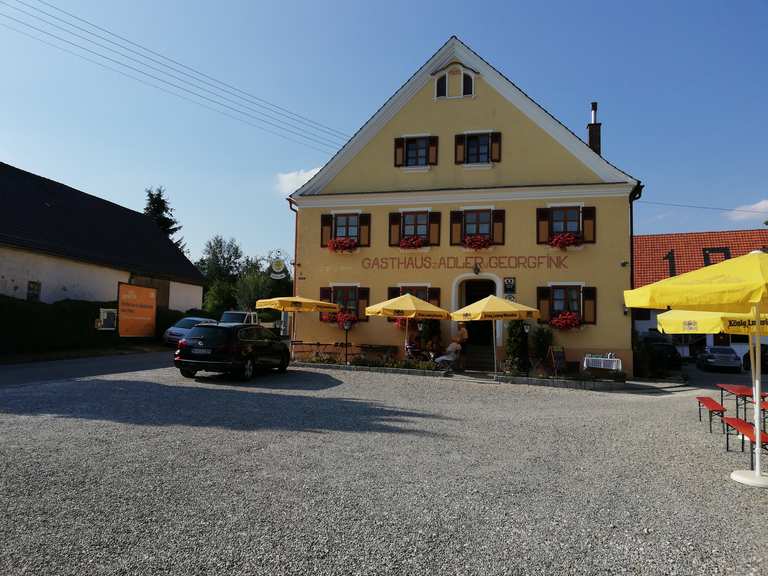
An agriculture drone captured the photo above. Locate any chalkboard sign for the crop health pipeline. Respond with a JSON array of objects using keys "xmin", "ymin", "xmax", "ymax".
[{"xmin": 548, "ymin": 345, "xmax": 566, "ymax": 375}]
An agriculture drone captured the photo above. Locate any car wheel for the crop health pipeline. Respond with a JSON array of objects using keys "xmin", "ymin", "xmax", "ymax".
[
  {"xmin": 240, "ymin": 358, "xmax": 255, "ymax": 381},
  {"xmin": 180, "ymin": 369, "xmax": 197, "ymax": 379},
  {"xmin": 277, "ymin": 352, "xmax": 289, "ymax": 373}
]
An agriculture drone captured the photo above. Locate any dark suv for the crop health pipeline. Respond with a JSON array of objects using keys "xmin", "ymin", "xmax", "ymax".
[{"xmin": 174, "ymin": 323, "xmax": 289, "ymax": 380}]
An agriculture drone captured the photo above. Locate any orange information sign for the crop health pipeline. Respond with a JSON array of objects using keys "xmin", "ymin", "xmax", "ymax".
[{"xmin": 118, "ymin": 283, "xmax": 157, "ymax": 337}]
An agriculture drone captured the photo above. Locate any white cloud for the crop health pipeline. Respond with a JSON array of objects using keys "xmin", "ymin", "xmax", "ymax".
[
  {"xmin": 274, "ymin": 167, "xmax": 320, "ymax": 196},
  {"xmin": 726, "ymin": 199, "xmax": 768, "ymax": 222}
]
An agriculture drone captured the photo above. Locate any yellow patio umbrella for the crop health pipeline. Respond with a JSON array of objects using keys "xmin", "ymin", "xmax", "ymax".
[
  {"xmin": 365, "ymin": 293, "xmax": 450, "ymax": 351},
  {"xmin": 625, "ymin": 250, "xmax": 768, "ymax": 487},
  {"xmin": 450, "ymin": 295, "xmax": 540, "ymax": 374},
  {"xmin": 656, "ymin": 310, "xmax": 768, "ymax": 336},
  {"xmin": 255, "ymin": 296, "xmax": 340, "ymax": 357}
]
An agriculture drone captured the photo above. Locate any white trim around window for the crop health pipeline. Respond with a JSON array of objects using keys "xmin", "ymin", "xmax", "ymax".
[
  {"xmin": 329, "ymin": 282, "xmax": 361, "ymax": 287},
  {"xmin": 330, "ymin": 209, "xmax": 362, "ymax": 215},
  {"xmin": 396, "ymin": 282, "xmax": 431, "ymax": 287},
  {"xmin": 398, "ymin": 207, "xmax": 433, "ymax": 212},
  {"xmin": 461, "ymin": 205, "xmax": 495, "ymax": 210},
  {"xmin": 547, "ymin": 281, "xmax": 586, "ymax": 287},
  {"xmin": 547, "ymin": 202, "xmax": 585, "ymax": 208}
]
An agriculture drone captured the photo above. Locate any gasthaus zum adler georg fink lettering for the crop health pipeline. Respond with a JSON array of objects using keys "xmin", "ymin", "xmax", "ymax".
[{"xmin": 287, "ymin": 36, "xmax": 642, "ymax": 374}]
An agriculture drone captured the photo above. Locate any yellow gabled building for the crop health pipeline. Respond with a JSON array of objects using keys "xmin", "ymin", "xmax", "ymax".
[{"xmin": 288, "ymin": 36, "xmax": 642, "ymax": 373}]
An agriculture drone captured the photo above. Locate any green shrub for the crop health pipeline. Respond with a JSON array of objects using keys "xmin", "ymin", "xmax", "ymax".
[{"xmin": 529, "ymin": 324, "xmax": 553, "ymax": 362}]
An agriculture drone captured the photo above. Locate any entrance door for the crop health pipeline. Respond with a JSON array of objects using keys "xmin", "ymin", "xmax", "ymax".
[{"xmin": 462, "ymin": 279, "xmax": 496, "ymax": 345}]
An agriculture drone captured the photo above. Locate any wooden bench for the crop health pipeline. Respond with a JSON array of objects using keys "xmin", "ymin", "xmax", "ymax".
[
  {"xmin": 723, "ymin": 417, "xmax": 768, "ymax": 470},
  {"xmin": 696, "ymin": 397, "xmax": 726, "ymax": 433}
]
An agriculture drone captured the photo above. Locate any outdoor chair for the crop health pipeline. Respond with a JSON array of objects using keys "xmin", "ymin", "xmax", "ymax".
[
  {"xmin": 723, "ymin": 417, "xmax": 768, "ymax": 471},
  {"xmin": 696, "ymin": 397, "xmax": 727, "ymax": 433}
]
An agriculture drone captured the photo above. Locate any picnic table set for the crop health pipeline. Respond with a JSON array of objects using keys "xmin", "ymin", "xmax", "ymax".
[{"xmin": 625, "ymin": 249, "xmax": 768, "ymax": 488}]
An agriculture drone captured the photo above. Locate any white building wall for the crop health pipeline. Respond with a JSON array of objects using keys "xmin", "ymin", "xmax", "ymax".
[
  {"xmin": 0, "ymin": 245, "xmax": 128, "ymax": 303},
  {"xmin": 169, "ymin": 281, "xmax": 203, "ymax": 312}
]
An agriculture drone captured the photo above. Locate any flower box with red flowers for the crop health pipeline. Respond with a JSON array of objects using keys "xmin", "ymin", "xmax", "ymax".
[
  {"xmin": 327, "ymin": 237, "xmax": 358, "ymax": 253},
  {"xmin": 335, "ymin": 311, "xmax": 358, "ymax": 330},
  {"xmin": 548, "ymin": 232, "xmax": 582, "ymax": 250},
  {"xmin": 463, "ymin": 235, "xmax": 492, "ymax": 250},
  {"xmin": 549, "ymin": 311, "xmax": 581, "ymax": 330},
  {"xmin": 399, "ymin": 235, "xmax": 425, "ymax": 249}
]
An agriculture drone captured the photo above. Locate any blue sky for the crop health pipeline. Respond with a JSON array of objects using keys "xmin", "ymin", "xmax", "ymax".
[{"xmin": 1, "ymin": 0, "xmax": 766, "ymax": 260}]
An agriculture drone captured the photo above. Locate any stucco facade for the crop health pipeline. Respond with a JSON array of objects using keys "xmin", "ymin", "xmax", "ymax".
[{"xmin": 290, "ymin": 37, "xmax": 639, "ymax": 373}]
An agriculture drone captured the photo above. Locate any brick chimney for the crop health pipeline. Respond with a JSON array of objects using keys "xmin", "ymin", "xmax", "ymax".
[{"xmin": 587, "ymin": 101, "xmax": 601, "ymax": 155}]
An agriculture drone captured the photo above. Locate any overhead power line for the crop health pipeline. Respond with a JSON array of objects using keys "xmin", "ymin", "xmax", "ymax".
[
  {"xmin": 28, "ymin": 0, "xmax": 349, "ymax": 141},
  {"xmin": 9, "ymin": 0, "xmax": 349, "ymax": 145},
  {"xmin": 0, "ymin": 8, "xmax": 342, "ymax": 153},
  {"xmin": 638, "ymin": 200, "xmax": 768, "ymax": 216},
  {"xmin": 0, "ymin": 21, "xmax": 337, "ymax": 155}
]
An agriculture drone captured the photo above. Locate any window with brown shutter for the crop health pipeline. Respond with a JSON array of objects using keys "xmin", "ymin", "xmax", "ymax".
[
  {"xmin": 491, "ymin": 209, "xmax": 505, "ymax": 245},
  {"xmin": 490, "ymin": 132, "xmax": 502, "ymax": 162},
  {"xmin": 357, "ymin": 287, "xmax": 370, "ymax": 322},
  {"xmin": 454, "ymin": 134, "xmax": 466, "ymax": 164},
  {"xmin": 582, "ymin": 287, "xmax": 597, "ymax": 324},
  {"xmin": 450, "ymin": 211, "xmax": 464, "ymax": 245},
  {"xmin": 389, "ymin": 212, "xmax": 401, "ymax": 246},
  {"xmin": 358, "ymin": 213, "xmax": 371, "ymax": 247},
  {"xmin": 319, "ymin": 287, "xmax": 332, "ymax": 322},
  {"xmin": 581, "ymin": 207, "xmax": 596, "ymax": 243},
  {"xmin": 536, "ymin": 208, "xmax": 551, "ymax": 244},
  {"xmin": 321, "ymin": 214, "xmax": 333, "ymax": 247},
  {"xmin": 394, "ymin": 138, "xmax": 405, "ymax": 167},
  {"xmin": 428, "ymin": 212, "xmax": 441, "ymax": 246},
  {"xmin": 536, "ymin": 287, "xmax": 551, "ymax": 322},
  {"xmin": 428, "ymin": 136, "xmax": 439, "ymax": 165},
  {"xmin": 427, "ymin": 287, "xmax": 441, "ymax": 307}
]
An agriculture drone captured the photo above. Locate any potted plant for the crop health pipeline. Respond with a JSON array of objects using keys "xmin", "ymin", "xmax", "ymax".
[
  {"xmin": 548, "ymin": 232, "xmax": 582, "ymax": 250},
  {"xmin": 549, "ymin": 311, "xmax": 581, "ymax": 330},
  {"xmin": 399, "ymin": 235, "xmax": 425, "ymax": 249},
  {"xmin": 463, "ymin": 235, "xmax": 492, "ymax": 250},
  {"xmin": 327, "ymin": 237, "xmax": 358, "ymax": 253}
]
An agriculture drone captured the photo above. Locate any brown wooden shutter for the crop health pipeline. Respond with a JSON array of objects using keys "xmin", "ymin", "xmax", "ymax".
[
  {"xmin": 536, "ymin": 208, "xmax": 551, "ymax": 244},
  {"xmin": 386, "ymin": 286, "xmax": 400, "ymax": 321},
  {"xmin": 582, "ymin": 287, "xmax": 597, "ymax": 324},
  {"xmin": 357, "ymin": 287, "xmax": 370, "ymax": 321},
  {"xmin": 490, "ymin": 132, "xmax": 502, "ymax": 163},
  {"xmin": 359, "ymin": 213, "xmax": 371, "ymax": 247},
  {"xmin": 427, "ymin": 287, "xmax": 441, "ymax": 307},
  {"xmin": 428, "ymin": 212, "xmax": 441, "ymax": 246},
  {"xmin": 321, "ymin": 214, "xmax": 333, "ymax": 247},
  {"xmin": 454, "ymin": 134, "xmax": 466, "ymax": 164},
  {"xmin": 450, "ymin": 211, "xmax": 464, "ymax": 245},
  {"xmin": 319, "ymin": 287, "xmax": 332, "ymax": 322},
  {"xmin": 581, "ymin": 207, "xmax": 596, "ymax": 243},
  {"xmin": 491, "ymin": 209, "xmax": 505, "ymax": 245},
  {"xmin": 428, "ymin": 136, "xmax": 439, "ymax": 165},
  {"xmin": 394, "ymin": 138, "xmax": 405, "ymax": 167},
  {"xmin": 389, "ymin": 212, "xmax": 401, "ymax": 246},
  {"xmin": 537, "ymin": 287, "xmax": 551, "ymax": 322}
]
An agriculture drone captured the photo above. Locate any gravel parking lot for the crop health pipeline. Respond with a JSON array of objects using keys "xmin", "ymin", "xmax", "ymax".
[{"xmin": 1, "ymin": 362, "xmax": 766, "ymax": 575}]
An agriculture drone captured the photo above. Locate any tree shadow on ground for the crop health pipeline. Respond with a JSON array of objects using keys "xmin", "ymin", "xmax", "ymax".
[{"xmin": 0, "ymin": 373, "xmax": 445, "ymax": 436}]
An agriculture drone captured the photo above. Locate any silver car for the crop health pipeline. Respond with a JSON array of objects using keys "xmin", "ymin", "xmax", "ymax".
[
  {"xmin": 163, "ymin": 317, "xmax": 217, "ymax": 345},
  {"xmin": 696, "ymin": 346, "xmax": 742, "ymax": 372}
]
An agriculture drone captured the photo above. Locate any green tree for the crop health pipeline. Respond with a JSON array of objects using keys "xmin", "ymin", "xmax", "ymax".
[
  {"xmin": 529, "ymin": 324, "xmax": 553, "ymax": 364},
  {"xmin": 144, "ymin": 186, "xmax": 184, "ymax": 251},
  {"xmin": 196, "ymin": 235, "xmax": 244, "ymax": 282},
  {"xmin": 505, "ymin": 320, "xmax": 528, "ymax": 374},
  {"xmin": 235, "ymin": 270, "xmax": 273, "ymax": 310},
  {"xmin": 203, "ymin": 279, "xmax": 237, "ymax": 317}
]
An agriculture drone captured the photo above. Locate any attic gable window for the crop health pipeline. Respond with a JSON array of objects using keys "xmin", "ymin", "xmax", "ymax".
[
  {"xmin": 436, "ymin": 74, "xmax": 447, "ymax": 98},
  {"xmin": 463, "ymin": 73, "xmax": 474, "ymax": 96}
]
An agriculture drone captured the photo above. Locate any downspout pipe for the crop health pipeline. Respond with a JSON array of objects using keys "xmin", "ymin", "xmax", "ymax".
[
  {"xmin": 629, "ymin": 181, "xmax": 644, "ymax": 371},
  {"xmin": 287, "ymin": 197, "xmax": 298, "ymax": 297}
]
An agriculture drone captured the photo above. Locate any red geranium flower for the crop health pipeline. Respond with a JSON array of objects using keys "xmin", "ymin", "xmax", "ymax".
[
  {"xmin": 463, "ymin": 235, "xmax": 492, "ymax": 250},
  {"xmin": 327, "ymin": 237, "xmax": 358, "ymax": 252},
  {"xmin": 549, "ymin": 311, "xmax": 581, "ymax": 330}
]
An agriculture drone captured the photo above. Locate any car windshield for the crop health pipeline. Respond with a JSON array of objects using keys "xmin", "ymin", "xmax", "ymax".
[
  {"xmin": 185, "ymin": 326, "xmax": 230, "ymax": 346},
  {"xmin": 220, "ymin": 312, "xmax": 246, "ymax": 323},
  {"xmin": 710, "ymin": 347, "xmax": 736, "ymax": 355},
  {"xmin": 174, "ymin": 318, "xmax": 204, "ymax": 329}
]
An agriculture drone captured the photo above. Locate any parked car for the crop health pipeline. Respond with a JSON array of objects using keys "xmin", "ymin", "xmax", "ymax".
[
  {"xmin": 163, "ymin": 316, "xmax": 216, "ymax": 345},
  {"xmin": 742, "ymin": 344, "xmax": 768, "ymax": 373},
  {"xmin": 174, "ymin": 323, "xmax": 289, "ymax": 380},
  {"xmin": 646, "ymin": 342, "xmax": 683, "ymax": 372},
  {"xmin": 696, "ymin": 346, "xmax": 742, "ymax": 372},
  {"xmin": 219, "ymin": 310, "xmax": 259, "ymax": 324}
]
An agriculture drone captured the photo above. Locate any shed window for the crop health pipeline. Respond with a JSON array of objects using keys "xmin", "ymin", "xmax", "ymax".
[
  {"xmin": 402, "ymin": 212, "xmax": 429, "ymax": 239},
  {"xmin": 551, "ymin": 207, "xmax": 581, "ymax": 234},
  {"xmin": 405, "ymin": 137, "xmax": 428, "ymax": 167},
  {"xmin": 334, "ymin": 214, "xmax": 359, "ymax": 240},
  {"xmin": 463, "ymin": 210, "xmax": 492, "ymax": 238},
  {"xmin": 465, "ymin": 133, "xmax": 490, "ymax": 164},
  {"xmin": 463, "ymin": 73, "xmax": 474, "ymax": 96},
  {"xmin": 436, "ymin": 74, "xmax": 447, "ymax": 98}
]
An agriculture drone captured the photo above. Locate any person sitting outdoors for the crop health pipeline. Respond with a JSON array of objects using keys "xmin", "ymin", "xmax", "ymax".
[{"xmin": 435, "ymin": 337, "xmax": 462, "ymax": 369}]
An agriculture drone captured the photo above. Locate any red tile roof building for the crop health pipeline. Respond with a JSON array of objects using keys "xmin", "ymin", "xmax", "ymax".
[{"xmin": 633, "ymin": 229, "xmax": 768, "ymax": 288}]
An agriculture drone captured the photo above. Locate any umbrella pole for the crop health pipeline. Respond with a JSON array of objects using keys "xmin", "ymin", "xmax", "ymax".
[
  {"xmin": 492, "ymin": 320, "xmax": 497, "ymax": 378},
  {"xmin": 405, "ymin": 318, "xmax": 409, "ymax": 358},
  {"xmin": 731, "ymin": 303, "xmax": 768, "ymax": 487}
]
